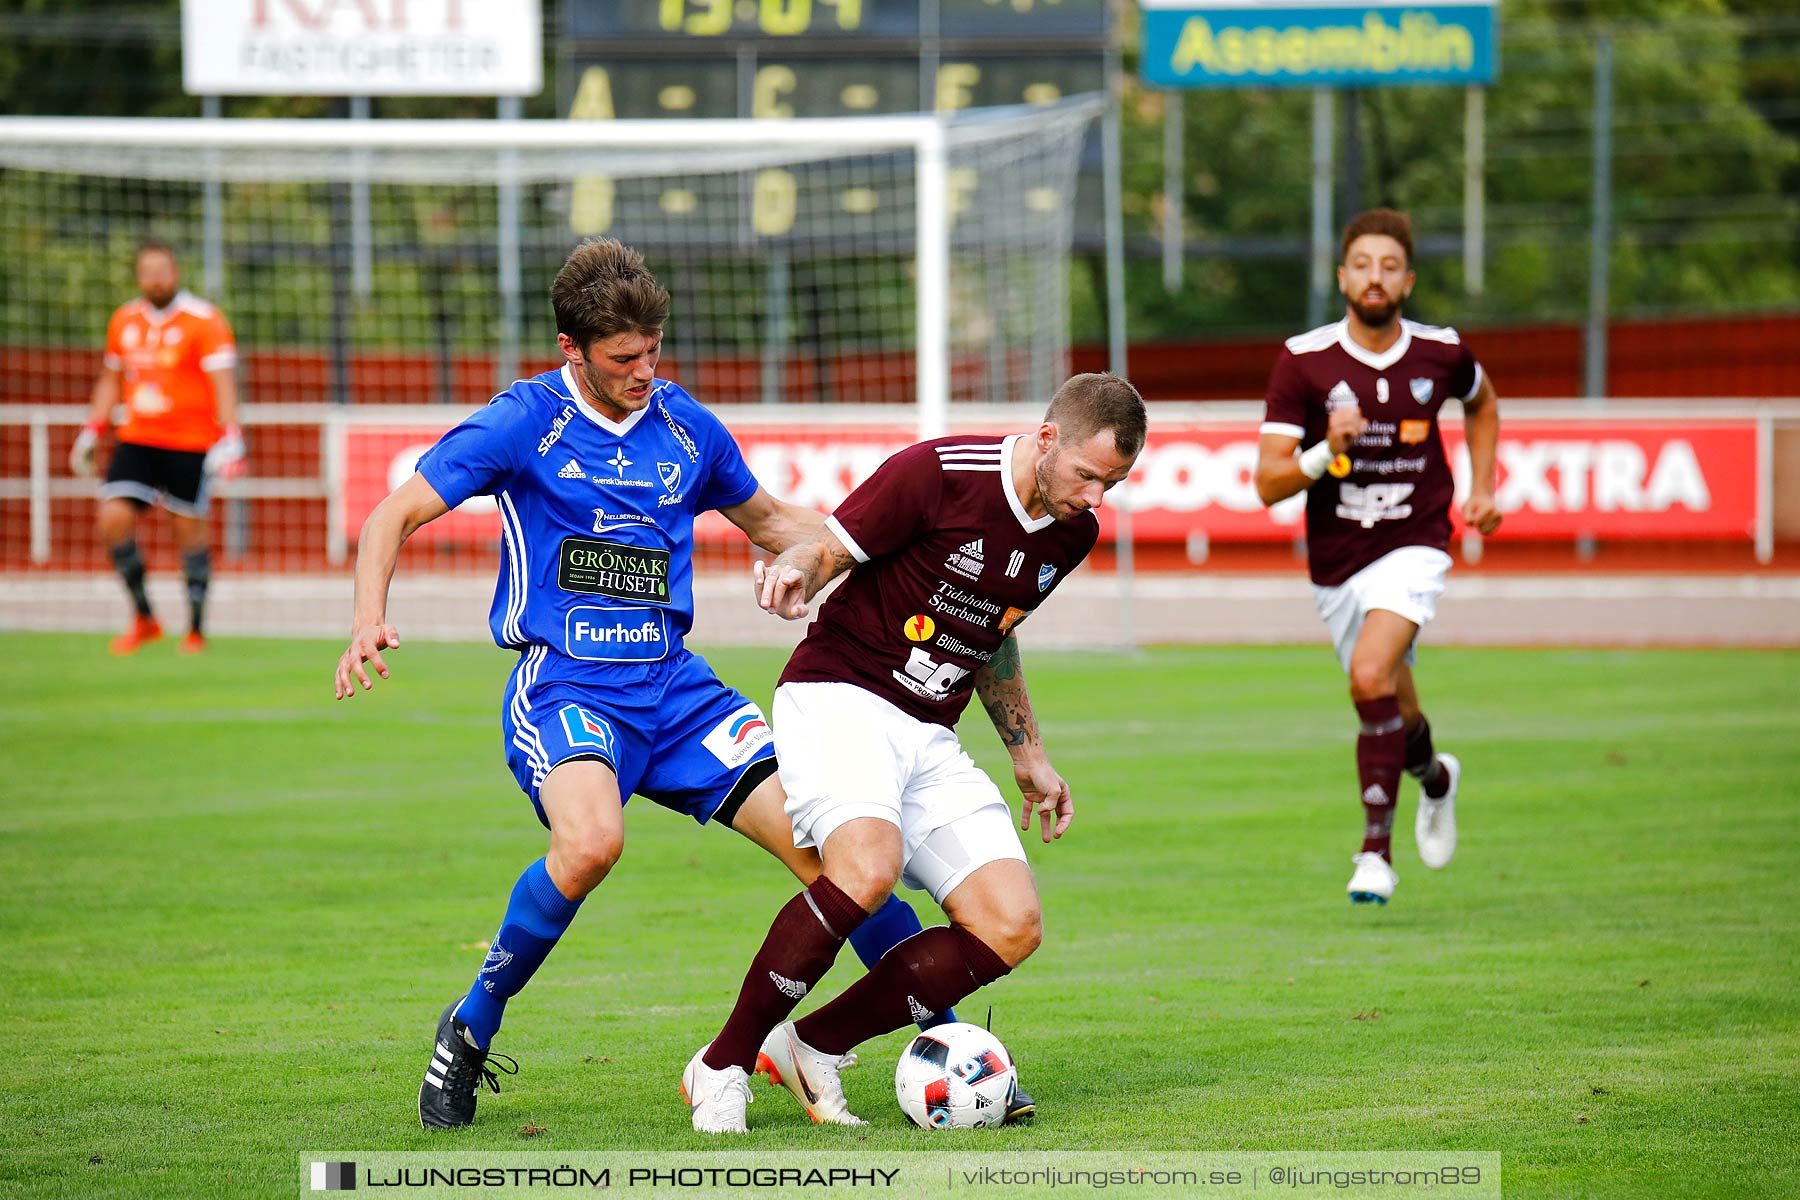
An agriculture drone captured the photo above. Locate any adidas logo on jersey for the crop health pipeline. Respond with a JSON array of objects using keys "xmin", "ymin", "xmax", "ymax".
[
  {"xmin": 945, "ymin": 537, "xmax": 985, "ymax": 580},
  {"xmin": 769, "ymin": 971, "xmax": 809, "ymax": 1000},
  {"xmin": 907, "ymin": 995, "xmax": 935, "ymax": 1024},
  {"xmin": 558, "ymin": 459, "xmax": 584, "ymax": 479}
]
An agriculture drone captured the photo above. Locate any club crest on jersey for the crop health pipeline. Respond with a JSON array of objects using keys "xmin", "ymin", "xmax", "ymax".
[
  {"xmin": 702, "ymin": 702, "xmax": 773, "ymax": 768},
  {"xmin": 559, "ymin": 705, "xmax": 616, "ymax": 758},
  {"xmin": 1037, "ymin": 564, "xmax": 1057, "ymax": 592},
  {"xmin": 1410, "ymin": 378, "xmax": 1434, "ymax": 404},
  {"xmin": 945, "ymin": 538, "xmax": 984, "ymax": 580},
  {"xmin": 656, "ymin": 461, "xmax": 685, "ymax": 507},
  {"xmin": 903, "ymin": 614, "xmax": 936, "ymax": 642}
]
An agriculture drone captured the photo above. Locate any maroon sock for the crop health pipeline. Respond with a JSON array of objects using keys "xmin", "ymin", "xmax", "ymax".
[
  {"xmin": 795, "ymin": 926, "xmax": 1011, "ymax": 1056},
  {"xmin": 1404, "ymin": 715, "xmax": 1449, "ymax": 798},
  {"xmin": 704, "ymin": 876, "xmax": 869, "ymax": 1072},
  {"xmin": 1355, "ymin": 696, "xmax": 1405, "ymax": 862}
]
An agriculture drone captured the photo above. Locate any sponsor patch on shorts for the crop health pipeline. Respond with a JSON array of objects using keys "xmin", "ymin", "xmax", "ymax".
[{"xmin": 701, "ymin": 702, "xmax": 772, "ymax": 769}]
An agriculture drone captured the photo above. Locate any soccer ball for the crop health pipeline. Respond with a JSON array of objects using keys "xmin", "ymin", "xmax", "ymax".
[{"xmin": 895, "ymin": 1022, "xmax": 1018, "ymax": 1130}]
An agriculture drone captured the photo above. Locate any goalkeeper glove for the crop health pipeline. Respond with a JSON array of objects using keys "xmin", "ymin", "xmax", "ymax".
[
  {"xmin": 203, "ymin": 424, "xmax": 247, "ymax": 479},
  {"xmin": 69, "ymin": 418, "xmax": 107, "ymax": 477}
]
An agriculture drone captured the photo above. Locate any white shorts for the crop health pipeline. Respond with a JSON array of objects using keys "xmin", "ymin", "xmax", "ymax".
[
  {"xmin": 773, "ymin": 681, "xmax": 1027, "ymax": 905},
  {"xmin": 1311, "ymin": 545, "xmax": 1452, "ymax": 672}
]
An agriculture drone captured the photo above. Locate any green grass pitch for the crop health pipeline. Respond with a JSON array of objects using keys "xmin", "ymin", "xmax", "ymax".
[{"xmin": 2, "ymin": 632, "xmax": 1797, "ymax": 1198}]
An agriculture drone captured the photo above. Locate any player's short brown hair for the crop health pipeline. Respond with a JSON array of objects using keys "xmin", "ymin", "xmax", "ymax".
[
  {"xmin": 551, "ymin": 238, "xmax": 671, "ymax": 349},
  {"xmin": 1341, "ymin": 208, "xmax": 1413, "ymax": 265},
  {"xmin": 1045, "ymin": 373, "xmax": 1147, "ymax": 457}
]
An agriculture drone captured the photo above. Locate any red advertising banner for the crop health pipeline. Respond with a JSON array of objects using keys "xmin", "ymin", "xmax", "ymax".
[{"xmin": 340, "ymin": 418, "xmax": 1762, "ymax": 546}]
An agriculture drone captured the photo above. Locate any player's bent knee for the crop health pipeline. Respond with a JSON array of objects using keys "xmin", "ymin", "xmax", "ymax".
[
  {"xmin": 826, "ymin": 859, "xmax": 902, "ymax": 914},
  {"xmin": 551, "ymin": 828, "xmax": 624, "ymax": 895},
  {"xmin": 984, "ymin": 906, "xmax": 1043, "ymax": 968},
  {"xmin": 1348, "ymin": 662, "xmax": 1394, "ymax": 701}
]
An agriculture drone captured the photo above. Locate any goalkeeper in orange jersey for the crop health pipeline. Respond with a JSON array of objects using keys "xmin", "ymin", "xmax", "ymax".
[{"xmin": 72, "ymin": 239, "xmax": 245, "ymax": 655}]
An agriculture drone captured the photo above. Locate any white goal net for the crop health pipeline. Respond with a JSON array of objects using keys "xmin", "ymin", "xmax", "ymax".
[{"xmin": 0, "ymin": 101, "xmax": 1096, "ymax": 621}]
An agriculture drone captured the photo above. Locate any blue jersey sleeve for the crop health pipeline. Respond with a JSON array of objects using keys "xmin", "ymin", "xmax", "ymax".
[
  {"xmin": 690, "ymin": 407, "xmax": 759, "ymax": 514},
  {"xmin": 416, "ymin": 395, "xmax": 529, "ymax": 509}
]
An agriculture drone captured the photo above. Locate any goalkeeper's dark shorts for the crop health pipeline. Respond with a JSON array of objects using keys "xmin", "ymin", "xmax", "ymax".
[{"xmin": 101, "ymin": 440, "xmax": 211, "ymax": 518}]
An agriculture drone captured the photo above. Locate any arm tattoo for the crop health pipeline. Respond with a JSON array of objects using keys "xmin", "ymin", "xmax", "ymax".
[{"xmin": 976, "ymin": 636, "xmax": 1037, "ymax": 748}]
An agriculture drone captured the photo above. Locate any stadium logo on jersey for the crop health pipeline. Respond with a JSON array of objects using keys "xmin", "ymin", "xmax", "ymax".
[
  {"xmin": 1336, "ymin": 482, "xmax": 1415, "ymax": 528},
  {"xmin": 559, "ymin": 705, "xmax": 618, "ymax": 758},
  {"xmin": 656, "ymin": 461, "xmax": 685, "ymax": 508},
  {"xmin": 558, "ymin": 458, "xmax": 585, "ymax": 480},
  {"xmin": 893, "ymin": 646, "xmax": 971, "ymax": 702},
  {"xmin": 945, "ymin": 538, "xmax": 985, "ymax": 579},
  {"xmin": 559, "ymin": 537, "xmax": 671, "ymax": 604},
  {"xmin": 565, "ymin": 606, "xmax": 669, "ymax": 663},
  {"xmin": 537, "ymin": 403, "xmax": 576, "ymax": 456},
  {"xmin": 903, "ymin": 614, "xmax": 937, "ymax": 642},
  {"xmin": 703, "ymin": 702, "xmax": 773, "ymax": 768},
  {"xmin": 998, "ymin": 606, "xmax": 1029, "ymax": 635},
  {"xmin": 1037, "ymin": 564, "xmax": 1057, "ymax": 592},
  {"xmin": 1005, "ymin": 550, "xmax": 1026, "ymax": 578},
  {"xmin": 1410, "ymin": 377, "xmax": 1434, "ymax": 404},
  {"xmin": 480, "ymin": 941, "xmax": 515, "ymax": 975}
]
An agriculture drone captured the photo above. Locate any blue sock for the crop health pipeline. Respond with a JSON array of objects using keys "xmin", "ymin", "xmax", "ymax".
[
  {"xmin": 847, "ymin": 893, "xmax": 957, "ymax": 1030},
  {"xmin": 454, "ymin": 858, "xmax": 582, "ymax": 1049}
]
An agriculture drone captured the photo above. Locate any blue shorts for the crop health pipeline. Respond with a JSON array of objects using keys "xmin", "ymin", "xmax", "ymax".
[{"xmin": 500, "ymin": 645, "xmax": 776, "ymax": 830}]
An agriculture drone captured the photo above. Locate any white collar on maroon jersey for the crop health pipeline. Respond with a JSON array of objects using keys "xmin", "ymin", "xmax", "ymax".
[
  {"xmin": 1003, "ymin": 434, "xmax": 1056, "ymax": 533},
  {"xmin": 1335, "ymin": 318, "xmax": 1413, "ymax": 371},
  {"xmin": 560, "ymin": 363, "xmax": 652, "ymax": 437}
]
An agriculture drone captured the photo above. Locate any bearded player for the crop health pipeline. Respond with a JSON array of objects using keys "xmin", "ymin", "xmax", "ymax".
[
  {"xmin": 682, "ymin": 373, "xmax": 1146, "ymax": 1133},
  {"xmin": 1255, "ymin": 209, "xmax": 1502, "ymax": 905}
]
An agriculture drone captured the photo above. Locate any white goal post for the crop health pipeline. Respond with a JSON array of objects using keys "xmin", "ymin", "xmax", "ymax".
[{"xmin": 0, "ymin": 100, "xmax": 1099, "ymax": 439}]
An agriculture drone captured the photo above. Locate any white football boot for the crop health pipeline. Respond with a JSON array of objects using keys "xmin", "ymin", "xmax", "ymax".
[
  {"xmin": 1347, "ymin": 852, "xmax": 1399, "ymax": 905},
  {"xmin": 682, "ymin": 1045, "xmax": 753, "ymax": 1134},
  {"xmin": 1414, "ymin": 752, "xmax": 1461, "ymax": 870},
  {"xmin": 755, "ymin": 1021, "xmax": 867, "ymax": 1126}
]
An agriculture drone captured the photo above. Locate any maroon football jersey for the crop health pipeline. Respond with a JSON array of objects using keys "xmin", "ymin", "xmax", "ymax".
[
  {"xmin": 779, "ymin": 435, "xmax": 1099, "ymax": 727},
  {"xmin": 1262, "ymin": 318, "xmax": 1483, "ymax": 587}
]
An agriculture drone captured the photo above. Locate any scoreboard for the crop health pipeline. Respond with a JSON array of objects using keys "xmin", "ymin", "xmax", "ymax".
[{"xmin": 557, "ymin": 0, "xmax": 1109, "ymax": 243}]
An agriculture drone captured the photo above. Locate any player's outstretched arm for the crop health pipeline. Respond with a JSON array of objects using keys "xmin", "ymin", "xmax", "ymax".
[
  {"xmin": 334, "ymin": 473, "xmax": 450, "ymax": 699},
  {"xmin": 974, "ymin": 635, "xmax": 1073, "ymax": 842},
  {"xmin": 752, "ymin": 521, "xmax": 855, "ymax": 620},
  {"xmin": 719, "ymin": 485, "xmax": 825, "ymax": 556},
  {"xmin": 1460, "ymin": 374, "xmax": 1503, "ymax": 535}
]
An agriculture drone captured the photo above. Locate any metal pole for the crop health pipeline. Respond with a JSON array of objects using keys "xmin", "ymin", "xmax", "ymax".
[
  {"xmin": 915, "ymin": 120, "xmax": 949, "ymax": 439},
  {"xmin": 1102, "ymin": 39, "xmax": 1136, "ymax": 650},
  {"xmin": 1584, "ymin": 35, "xmax": 1614, "ymax": 402},
  {"xmin": 1464, "ymin": 85, "xmax": 1485, "ymax": 297},
  {"xmin": 201, "ymin": 95, "xmax": 224, "ymax": 298},
  {"xmin": 1161, "ymin": 89, "xmax": 1183, "ymax": 293},
  {"xmin": 1338, "ymin": 89, "xmax": 1361, "ymax": 228},
  {"xmin": 29, "ymin": 414, "xmax": 50, "ymax": 564},
  {"xmin": 1308, "ymin": 88, "xmax": 1335, "ymax": 328},
  {"xmin": 497, "ymin": 95, "xmax": 523, "ymax": 391},
  {"xmin": 760, "ymin": 254, "xmax": 790, "ymax": 405},
  {"xmin": 350, "ymin": 96, "xmax": 372, "ymax": 298}
]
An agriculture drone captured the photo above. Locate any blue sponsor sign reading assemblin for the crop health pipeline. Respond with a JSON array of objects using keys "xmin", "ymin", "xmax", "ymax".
[{"xmin": 1140, "ymin": 0, "xmax": 1498, "ymax": 89}]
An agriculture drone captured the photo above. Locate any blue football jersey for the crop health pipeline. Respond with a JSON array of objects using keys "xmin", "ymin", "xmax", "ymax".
[{"xmin": 417, "ymin": 366, "xmax": 758, "ymax": 661}]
